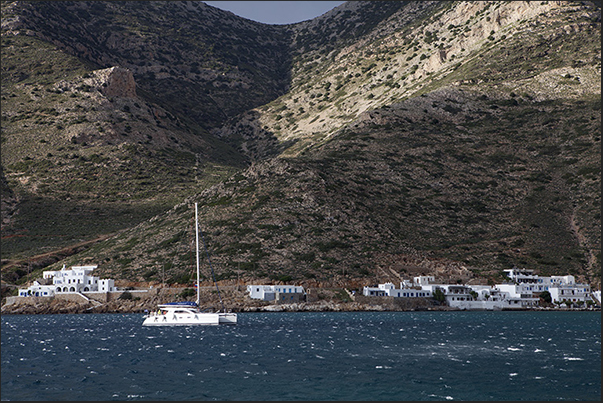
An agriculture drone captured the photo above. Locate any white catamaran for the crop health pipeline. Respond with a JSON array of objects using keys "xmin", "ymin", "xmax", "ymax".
[{"xmin": 142, "ymin": 203, "xmax": 237, "ymax": 326}]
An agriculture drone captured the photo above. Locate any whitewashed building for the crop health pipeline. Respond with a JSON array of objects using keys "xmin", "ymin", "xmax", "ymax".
[
  {"xmin": 493, "ymin": 284, "xmax": 540, "ymax": 307},
  {"xmin": 17, "ymin": 281, "xmax": 56, "ymax": 298},
  {"xmin": 395, "ymin": 289, "xmax": 432, "ymax": 298},
  {"xmin": 18, "ymin": 265, "xmax": 116, "ymax": 297},
  {"xmin": 413, "ymin": 276, "xmax": 435, "ymax": 286},
  {"xmin": 548, "ymin": 284, "xmax": 591, "ymax": 305},
  {"xmin": 417, "ymin": 283, "xmax": 476, "ymax": 307},
  {"xmin": 247, "ymin": 285, "xmax": 306, "ymax": 302},
  {"xmin": 362, "ymin": 268, "xmax": 596, "ymax": 310},
  {"xmin": 504, "ymin": 268, "xmax": 591, "ymax": 304},
  {"xmin": 413, "ymin": 277, "xmax": 531, "ymax": 310},
  {"xmin": 362, "ymin": 282, "xmax": 394, "ymax": 297},
  {"xmin": 362, "ymin": 282, "xmax": 432, "ymax": 298}
]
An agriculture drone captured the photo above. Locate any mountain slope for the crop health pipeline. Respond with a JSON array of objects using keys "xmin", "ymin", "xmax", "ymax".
[
  {"xmin": 2, "ymin": 1, "xmax": 293, "ymax": 129},
  {"xmin": 1, "ymin": 1, "xmax": 600, "ymax": 292},
  {"xmin": 1, "ymin": 0, "xmax": 293, "ymax": 263},
  {"xmin": 56, "ymin": 87, "xmax": 599, "ymax": 289},
  {"xmin": 234, "ymin": 1, "xmax": 601, "ymax": 156}
]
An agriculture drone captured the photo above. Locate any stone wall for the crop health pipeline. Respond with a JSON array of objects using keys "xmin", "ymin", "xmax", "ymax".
[
  {"xmin": 354, "ymin": 295, "xmax": 438, "ymax": 310},
  {"xmin": 55, "ymin": 293, "xmax": 90, "ymax": 303},
  {"xmin": 84, "ymin": 288, "xmax": 154, "ymax": 303}
]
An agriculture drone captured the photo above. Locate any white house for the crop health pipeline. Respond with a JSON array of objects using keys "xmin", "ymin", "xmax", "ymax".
[
  {"xmin": 361, "ymin": 267, "xmax": 595, "ymax": 310},
  {"xmin": 504, "ymin": 267, "xmax": 592, "ymax": 304},
  {"xmin": 99, "ymin": 279, "xmax": 116, "ymax": 292},
  {"xmin": 494, "ymin": 283, "xmax": 540, "ymax": 307},
  {"xmin": 362, "ymin": 282, "xmax": 432, "ymax": 298},
  {"xmin": 17, "ymin": 281, "xmax": 56, "ymax": 297},
  {"xmin": 504, "ymin": 268, "xmax": 540, "ymax": 284},
  {"xmin": 414, "ymin": 281, "xmax": 530, "ymax": 310},
  {"xmin": 410, "ymin": 276, "xmax": 535, "ymax": 310},
  {"xmin": 413, "ymin": 276, "xmax": 435, "ymax": 286},
  {"xmin": 247, "ymin": 285, "xmax": 306, "ymax": 302},
  {"xmin": 395, "ymin": 288, "xmax": 432, "ymax": 298},
  {"xmin": 548, "ymin": 284, "xmax": 591, "ymax": 305},
  {"xmin": 362, "ymin": 282, "xmax": 394, "ymax": 297},
  {"xmin": 419, "ymin": 284, "xmax": 475, "ymax": 306},
  {"xmin": 18, "ymin": 265, "xmax": 116, "ymax": 297}
]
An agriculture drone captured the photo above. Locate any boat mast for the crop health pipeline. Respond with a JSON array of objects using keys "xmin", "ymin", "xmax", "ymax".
[
  {"xmin": 195, "ymin": 202, "xmax": 200, "ymax": 306},
  {"xmin": 195, "ymin": 202, "xmax": 226, "ymax": 312}
]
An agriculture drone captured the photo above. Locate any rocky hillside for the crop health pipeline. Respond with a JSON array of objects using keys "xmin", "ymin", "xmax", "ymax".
[
  {"xmin": 243, "ymin": 1, "xmax": 602, "ymax": 155},
  {"xmin": 1, "ymin": 0, "xmax": 289, "ymax": 263},
  {"xmin": 1, "ymin": 1, "xmax": 600, "ymax": 294}
]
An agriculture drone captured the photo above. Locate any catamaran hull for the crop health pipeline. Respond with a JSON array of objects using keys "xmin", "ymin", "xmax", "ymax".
[
  {"xmin": 142, "ymin": 312, "xmax": 220, "ymax": 326},
  {"xmin": 218, "ymin": 313, "xmax": 238, "ymax": 325}
]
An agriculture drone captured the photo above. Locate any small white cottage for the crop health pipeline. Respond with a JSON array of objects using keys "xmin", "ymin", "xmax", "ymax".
[{"xmin": 247, "ymin": 285, "xmax": 306, "ymax": 302}]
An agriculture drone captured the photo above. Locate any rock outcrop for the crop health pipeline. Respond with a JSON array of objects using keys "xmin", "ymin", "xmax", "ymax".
[{"xmin": 97, "ymin": 66, "xmax": 136, "ymax": 98}]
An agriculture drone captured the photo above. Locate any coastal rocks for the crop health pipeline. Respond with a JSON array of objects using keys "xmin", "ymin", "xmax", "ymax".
[
  {"xmin": 240, "ymin": 298, "xmax": 440, "ymax": 313},
  {"xmin": 255, "ymin": 301, "xmax": 355, "ymax": 312},
  {"xmin": 2, "ymin": 293, "xmax": 444, "ymax": 315},
  {"xmin": 1, "ymin": 297, "xmax": 96, "ymax": 315}
]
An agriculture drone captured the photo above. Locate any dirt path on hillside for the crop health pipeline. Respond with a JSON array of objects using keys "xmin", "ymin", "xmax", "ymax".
[{"xmin": 1, "ymin": 234, "xmax": 114, "ymax": 273}]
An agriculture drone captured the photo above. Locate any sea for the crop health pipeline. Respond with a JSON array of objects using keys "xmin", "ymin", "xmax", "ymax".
[{"xmin": 1, "ymin": 311, "xmax": 600, "ymax": 401}]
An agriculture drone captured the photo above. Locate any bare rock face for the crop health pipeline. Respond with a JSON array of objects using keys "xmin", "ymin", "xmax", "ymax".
[
  {"xmin": 0, "ymin": 169, "xmax": 19, "ymax": 230},
  {"xmin": 95, "ymin": 66, "xmax": 136, "ymax": 98}
]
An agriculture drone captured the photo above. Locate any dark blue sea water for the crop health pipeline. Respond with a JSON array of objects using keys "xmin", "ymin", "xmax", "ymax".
[{"xmin": 1, "ymin": 311, "xmax": 600, "ymax": 401}]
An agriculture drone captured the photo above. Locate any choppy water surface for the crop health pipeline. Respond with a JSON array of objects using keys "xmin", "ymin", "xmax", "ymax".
[{"xmin": 1, "ymin": 311, "xmax": 600, "ymax": 400}]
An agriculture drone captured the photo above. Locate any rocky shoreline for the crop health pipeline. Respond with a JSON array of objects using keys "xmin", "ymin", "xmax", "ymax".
[
  {"xmin": 1, "ymin": 299, "xmax": 451, "ymax": 315},
  {"xmin": 1, "ymin": 286, "xmax": 453, "ymax": 315},
  {"xmin": 3, "ymin": 285, "xmax": 599, "ymax": 315},
  {"xmin": 3, "ymin": 295, "xmax": 596, "ymax": 316},
  {"xmin": 0, "ymin": 300, "xmax": 449, "ymax": 315}
]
